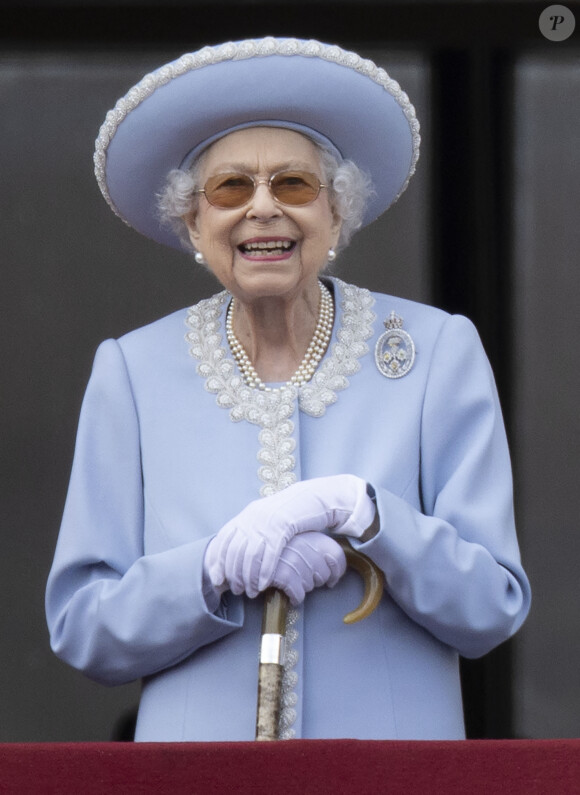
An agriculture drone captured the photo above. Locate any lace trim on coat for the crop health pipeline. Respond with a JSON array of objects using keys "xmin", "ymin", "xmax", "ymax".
[
  {"xmin": 184, "ymin": 278, "xmax": 375, "ymax": 738},
  {"xmin": 185, "ymin": 279, "xmax": 375, "ymax": 432},
  {"xmin": 279, "ymin": 608, "xmax": 299, "ymax": 739}
]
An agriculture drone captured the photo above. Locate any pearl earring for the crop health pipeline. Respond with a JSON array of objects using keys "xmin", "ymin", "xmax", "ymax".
[
  {"xmin": 194, "ymin": 251, "xmax": 206, "ymax": 266},
  {"xmin": 327, "ymin": 248, "xmax": 337, "ymax": 262}
]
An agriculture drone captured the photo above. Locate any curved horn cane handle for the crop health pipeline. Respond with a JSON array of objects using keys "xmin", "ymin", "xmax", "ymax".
[{"xmin": 337, "ymin": 538, "xmax": 385, "ymax": 624}]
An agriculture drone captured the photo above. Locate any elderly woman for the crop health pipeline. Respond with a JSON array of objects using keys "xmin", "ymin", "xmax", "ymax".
[{"xmin": 46, "ymin": 37, "xmax": 530, "ymax": 742}]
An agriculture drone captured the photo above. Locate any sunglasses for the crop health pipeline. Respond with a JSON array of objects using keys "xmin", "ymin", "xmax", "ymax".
[{"xmin": 196, "ymin": 170, "xmax": 327, "ymax": 209}]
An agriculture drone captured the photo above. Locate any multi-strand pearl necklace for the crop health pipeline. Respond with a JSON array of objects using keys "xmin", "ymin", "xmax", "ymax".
[{"xmin": 225, "ymin": 281, "xmax": 334, "ymax": 391}]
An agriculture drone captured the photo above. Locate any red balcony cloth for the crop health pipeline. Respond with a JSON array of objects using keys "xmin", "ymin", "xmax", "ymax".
[{"xmin": 0, "ymin": 739, "xmax": 578, "ymax": 794}]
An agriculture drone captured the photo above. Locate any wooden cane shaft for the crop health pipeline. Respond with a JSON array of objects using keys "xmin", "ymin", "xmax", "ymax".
[
  {"xmin": 255, "ymin": 589, "xmax": 290, "ymax": 741},
  {"xmin": 256, "ymin": 662, "xmax": 285, "ymax": 741}
]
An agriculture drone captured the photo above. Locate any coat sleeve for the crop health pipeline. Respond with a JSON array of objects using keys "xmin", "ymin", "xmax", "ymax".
[
  {"xmin": 353, "ymin": 314, "xmax": 531, "ymax": 658},
  {"xmin": 45, "ymin": 339, "xmax": 243, "ymax": 686}
]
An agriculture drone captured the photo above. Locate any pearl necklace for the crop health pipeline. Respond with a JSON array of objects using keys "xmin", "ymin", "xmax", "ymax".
[{"xmin": 225, "ymin": 281, "xmax": 334, "ymax": 391}]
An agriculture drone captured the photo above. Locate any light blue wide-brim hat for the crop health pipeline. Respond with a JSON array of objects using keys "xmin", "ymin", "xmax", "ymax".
[{"xmin": 95, "ymin": 37, "xmax": 421, "ymax": 251}]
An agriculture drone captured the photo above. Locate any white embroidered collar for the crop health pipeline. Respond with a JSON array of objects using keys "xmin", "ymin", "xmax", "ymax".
[{"xmin": 185, "ymin": 278, "xmax": 376, "ymax": 423}]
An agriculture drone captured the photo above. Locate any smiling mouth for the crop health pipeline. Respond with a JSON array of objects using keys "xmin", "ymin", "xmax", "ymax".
[{"xmin": 238, "ymin": 240, "xmax": 296, "ymax": 258}]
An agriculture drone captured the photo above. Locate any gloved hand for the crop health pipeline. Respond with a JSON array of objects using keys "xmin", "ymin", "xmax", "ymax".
[
  {"xmin": 205, "ymin": 474, "xmax": 376, "ymax": 597},
  {"xmin": 270, "ymin": 531, "xmax": 347, "ymax": 605}
]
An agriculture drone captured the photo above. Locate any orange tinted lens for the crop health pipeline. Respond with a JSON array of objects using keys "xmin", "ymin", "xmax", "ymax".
[
  {"xmin": 204, "ymin": 173, "xmax": 255, "ymax": 207},
  {"xmin": 271, "ymin": 171, "xmax": 321, "ymax": 205}
]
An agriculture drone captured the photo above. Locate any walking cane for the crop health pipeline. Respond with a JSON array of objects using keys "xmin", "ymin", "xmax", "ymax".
[{"xmin": 255, "ymin": 538, "xmax": 384, "ymax": 740}]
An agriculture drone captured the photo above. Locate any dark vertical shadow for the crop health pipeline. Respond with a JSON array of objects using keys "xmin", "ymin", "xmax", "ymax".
[{"xmin": 430, "ymin": 46, "xmax": 517, "ymax": 738}]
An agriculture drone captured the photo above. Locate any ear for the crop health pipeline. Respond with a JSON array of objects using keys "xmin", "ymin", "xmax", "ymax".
[
  {"xmin": 326, "ymin": 191, "xmax": 343, "ymax": 243},
  {"xmin": 182, "ymin": 211, "xmax": 201, "ymax": 248},
  {"xmin": 330, "ymin": 212, "xmax": 342, "ymax": 249}
]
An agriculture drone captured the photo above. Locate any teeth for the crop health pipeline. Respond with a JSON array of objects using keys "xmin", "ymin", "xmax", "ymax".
[{"xmin": 242, "ymin": 240, "xmax": 293, "ymax": 251}]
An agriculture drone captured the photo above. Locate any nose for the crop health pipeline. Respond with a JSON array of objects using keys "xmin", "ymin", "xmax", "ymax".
[{"xmin": 246, "ymin": 179, "xmax": 283, "ymax": 220}]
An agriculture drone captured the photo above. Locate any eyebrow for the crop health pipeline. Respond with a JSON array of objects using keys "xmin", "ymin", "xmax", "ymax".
[{"xmin": 207, "ymin": 161, "xmax": 318, "ymax": 175}]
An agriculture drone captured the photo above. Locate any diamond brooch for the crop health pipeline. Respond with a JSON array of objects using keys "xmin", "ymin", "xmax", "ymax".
[{"xmin": 374, "ymin": 311, "xmax": 415, "ymax": 379}]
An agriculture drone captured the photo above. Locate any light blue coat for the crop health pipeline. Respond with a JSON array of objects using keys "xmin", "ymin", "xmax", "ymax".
[{"xmin": 45, "ymin": 278, "xmax": 530, "ymax": 741}]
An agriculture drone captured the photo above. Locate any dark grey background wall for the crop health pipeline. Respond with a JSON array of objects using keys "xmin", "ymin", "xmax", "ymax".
[
  {"xmin": 511, "ymin": 52, "xmax": 580, "ymax": 737},
  {"xmin": 1, "ymin": 0, "xmax": 579, "ymax": 741}
]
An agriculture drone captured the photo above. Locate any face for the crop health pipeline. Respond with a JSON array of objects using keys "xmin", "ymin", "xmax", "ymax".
[{"xmin": 183, "ymin": 127, "xmax": 342, "ymax": 303}]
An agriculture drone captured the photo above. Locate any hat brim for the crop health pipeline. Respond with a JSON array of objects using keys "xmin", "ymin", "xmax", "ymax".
[{"xmin": 95, "ymin": 38, "xmax": 420, "ymax": 251}]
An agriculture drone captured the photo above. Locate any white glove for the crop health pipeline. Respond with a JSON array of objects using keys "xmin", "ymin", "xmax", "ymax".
[
  {"xmin": 270, "ymin": 531, "xmax": 347, "ymax": 605},
  {"xmin": 205, "ymin": 475, "xmax": 375, "ymax": 597}
]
